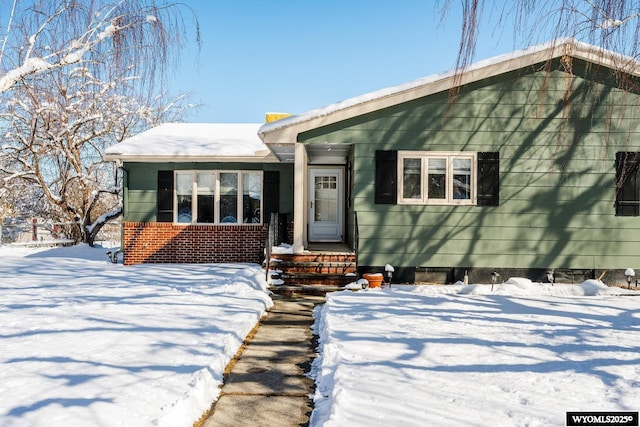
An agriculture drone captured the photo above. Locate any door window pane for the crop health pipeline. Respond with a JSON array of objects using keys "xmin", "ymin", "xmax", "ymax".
[
  {"xmin": 243, "ymin": 172, "xmax": 261, "ymax": 223},
  {"xmin": 176, "ymin": 172, "xmax": 193, "ymax": 223},
  {"xmin": 453, "ymin": 158, "xmax": 471, "ymax": 200},
  {"xmin": 428, "ymin": 158, "xmax": 446, "ymax": 199},
  {"xmin": 314, "ymin": 175, "xmax": 338, "ymax": 222},
  {"xmin": 197, "ymin": 173, "xmax": 215, "ymax": 223},
  {"xmin": 402, "ymin": 158, "xmax": 422, "ymax": 199},
  {"xmin": 220, "ymin": 172, "xmax": 238, "ymax": 223}
]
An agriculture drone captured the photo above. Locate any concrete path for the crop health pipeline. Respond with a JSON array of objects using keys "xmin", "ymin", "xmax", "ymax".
[{"xmin": 202, "ymin": 294, "xmax": 324, "ymax": 427}]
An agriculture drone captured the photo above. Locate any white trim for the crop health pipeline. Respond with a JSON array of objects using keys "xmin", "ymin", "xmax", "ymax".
[
  {"xmin": 172, "ymin": 170, "xmax": 263, "ymax": 225},
  {"xmin": 293, "ymin": 143, "xmax": 307, "ymax": 253},
  {"xmin": 104, "ymin": 154, "xmax": 279, "ymax": 163},
  {"xmin": 397, "ymin": 151, "xmax": 477, "ymax": 206},
  {"xmin": 308, "ymin": 167, "xmax": 344, "ymax": 242}
]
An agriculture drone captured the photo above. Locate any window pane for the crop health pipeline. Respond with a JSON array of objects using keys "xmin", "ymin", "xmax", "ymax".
[
  {"xmin": 197, "ymin": 173, "xmax": 215, "ymax": 223},
  {"xmin": 403, "ymin": 158, "xmax": 422, "ymax": 199},
  {"xmin": 220, "ymin": 172, "xmax": 238, "ymax": 223},
  {"xmin": 176, "ymin": 172, "xmax": 192, "ymax": 223},
  {"xmin": 453, "ymin": 158, "xmax": 472, "ymax": 200},
  {"xmin": 243, "ymin": 172, "xmax": 261, "ymax": 223},
  {"xmin": 428, "ymin": 158, "xmax": 446, "ymax": 199},
  {"xmin": 314, "ymin": 175, "xmax": 338, "ymax": 222}
]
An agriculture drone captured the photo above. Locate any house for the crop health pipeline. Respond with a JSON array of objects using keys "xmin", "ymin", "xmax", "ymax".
[
  {"xmin": 103, "ymin": 122, "xmax": 294, "ymax": 264},
  {"xmin": 105, "ymin": 39, "xmax": 640, "ymax": 285}
]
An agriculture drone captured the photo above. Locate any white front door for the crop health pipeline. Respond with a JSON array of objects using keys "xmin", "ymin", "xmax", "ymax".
[{"xmin": 308, "ymin": 168, "xmax": 343, "ymax": 242}]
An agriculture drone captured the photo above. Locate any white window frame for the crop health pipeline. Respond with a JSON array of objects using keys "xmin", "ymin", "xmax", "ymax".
[
  {"xmin": 173, "ymin": 170, "xmax": 263, "ymax": 225},
  {"xmin": 397, "ymin": 151, "xmax": 477, "ymax": 205}
]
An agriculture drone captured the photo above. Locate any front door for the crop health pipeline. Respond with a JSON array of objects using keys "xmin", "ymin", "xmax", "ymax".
[{"xmin": 308, "ymin": 168, "xmax": 343, "ymax": 242}]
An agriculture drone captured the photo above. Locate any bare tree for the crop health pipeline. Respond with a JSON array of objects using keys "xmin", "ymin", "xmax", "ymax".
[
  {"xmin": 438, "ymin": 1, "xmax": 640, "ymax": 207},
  {"xmin": 1, "ymin": 65, "xmax": 188, "ymax": 245},
  {"xmin": 0, "ymin": 0, "xmax": 198, "ymax": 245},
  {"xmin": 0, "ymin": 0, "xmax": 198, "ymax": 95},
  {"xmin": 439, "ymin": 0, "xmax": 640, "ymax": 71}
]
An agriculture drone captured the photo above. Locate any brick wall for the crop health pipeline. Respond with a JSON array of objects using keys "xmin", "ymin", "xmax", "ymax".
[{"xmin": 123, "ymin": 222, "xmax": 267, "ymax": 265}]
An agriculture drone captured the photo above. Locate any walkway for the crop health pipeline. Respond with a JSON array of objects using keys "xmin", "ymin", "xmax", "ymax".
[{"xmin": 202, "ymin": 294, "xmax": 325, "ymax": 427}]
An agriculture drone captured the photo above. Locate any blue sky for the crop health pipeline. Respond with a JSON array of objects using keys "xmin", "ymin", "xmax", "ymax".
[{"xmin": 171, "ymin": 1, "xmax": 523, "ymax": 123}]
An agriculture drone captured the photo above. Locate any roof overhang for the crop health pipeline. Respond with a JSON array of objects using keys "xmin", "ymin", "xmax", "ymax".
[
  {"xmin": 103, "ymin": 152, "xmax": 279, "ymax": 163},
  {"xmin": 259, "ymin": 39, "xmax": 640, "ymax": 149},
  {"xmin": 104, "ymin": 122, "xmax": 280, "ymax": 164},
  {"xmin": 103, "ymin": 152, "xmax": 280, "ymax": 163},
  {"xmin": 263, "ymin": 143, "xmax": 295, "ymax": 163}
]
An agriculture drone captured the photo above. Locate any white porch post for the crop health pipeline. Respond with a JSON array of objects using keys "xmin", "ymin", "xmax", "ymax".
[{"xmin": 293, "ymin": 142, "xmax": 307, "ymax": 253}]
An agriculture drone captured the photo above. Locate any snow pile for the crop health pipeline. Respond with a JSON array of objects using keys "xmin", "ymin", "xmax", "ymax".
[
  {"xmin": 311, "ymin": 284, "xmax": 640, "ymax": 427},
  {"xmin": 271, "ymin": 243, "xmax": 294, "ymax": 254},
  {"xmin": 344, "ymin": 278, "xmax": 369, "ymax": 290},
  {"xmin": 0, "ymin": 245, "xmax": 272, "ymax": 427},
  {"xmin": 451, "ymin": 277, "xmax": 626, "ymax": 297}
]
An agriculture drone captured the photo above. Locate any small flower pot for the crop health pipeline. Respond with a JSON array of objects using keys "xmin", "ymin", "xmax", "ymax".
[{"xmin": 362, "ymin": 273, "xmax": 384, "ymax": 288}]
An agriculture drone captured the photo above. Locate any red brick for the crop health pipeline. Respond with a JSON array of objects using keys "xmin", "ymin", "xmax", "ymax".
[{"xmin": 123, "ymin": 222, "xmax": 267, "ymax": 265}]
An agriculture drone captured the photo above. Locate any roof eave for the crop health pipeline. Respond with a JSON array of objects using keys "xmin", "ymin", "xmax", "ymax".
[{"xmin": 103, "ymin": 153, "xmax": 280, "ymax": 163}]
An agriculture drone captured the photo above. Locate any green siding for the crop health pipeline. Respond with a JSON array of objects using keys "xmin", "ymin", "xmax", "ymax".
[
  {"xmin": 300, "ymin": 60, "xmax": 640, "ymax": 270},
  {"xmin": 123, "ymin": 162, "xmax": 294, "ymax": 223}
]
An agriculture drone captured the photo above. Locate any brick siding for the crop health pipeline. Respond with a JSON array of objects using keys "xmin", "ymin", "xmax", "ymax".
[{"xmin": 123, "ymin": 222, "xmax": 267, "ymax": 265}]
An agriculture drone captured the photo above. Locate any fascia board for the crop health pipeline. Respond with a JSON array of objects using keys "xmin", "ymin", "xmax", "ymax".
[{"xmin": 103, "ymin": 154, "xmax": 280, "ymax": 163}]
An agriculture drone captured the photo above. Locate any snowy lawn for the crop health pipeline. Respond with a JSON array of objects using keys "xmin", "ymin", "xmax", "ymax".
[
  {"xmin": 0, "ymin": 245, "xmax": 272, "ymax": 427},
  {"xmin": 311, "ymin": 281, "xmax": 640, "ymax": 427}
]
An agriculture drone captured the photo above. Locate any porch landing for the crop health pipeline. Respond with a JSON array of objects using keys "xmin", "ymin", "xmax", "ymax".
[{"xmin": 305, "ymin": 243, "xmax": 352, "ymax": 253}]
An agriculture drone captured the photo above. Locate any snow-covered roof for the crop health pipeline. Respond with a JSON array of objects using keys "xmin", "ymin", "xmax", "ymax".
[
  {"xmin": 259, "ymin": 38, "xmax": 640, "ymax": 148},
  {"xmin": 104, "ymin": 123, "xmax": 277, "ymax": 163}
]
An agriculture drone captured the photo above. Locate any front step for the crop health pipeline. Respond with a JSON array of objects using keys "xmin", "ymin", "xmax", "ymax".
[
  {"xmin": 267, "ymin": 251, "xmax": 357, "ymax": 294},
  {"xmin": 271, "ymin": 284, "xmax": 344, "ymax": 296},
  {"xmin": 280, "ymin": 272, "xmax": 357, "ymax": 286},
  {"xmin": 270, "ymin": 261, "xmax": 356, "ymax": 275}
]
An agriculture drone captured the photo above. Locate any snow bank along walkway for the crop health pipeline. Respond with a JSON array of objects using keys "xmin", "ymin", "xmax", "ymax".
[{"xmin": 200, "ymin": 294, "xmax": 324, "ymax": 427}]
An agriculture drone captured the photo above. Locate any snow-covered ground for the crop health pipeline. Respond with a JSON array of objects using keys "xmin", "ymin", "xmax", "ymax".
[
  {"xmin": 3, "ymin": 245, "xmax": 640, "ymax": 427},
  {"xmin": 0, "ymin": 245, "xmax": 272, "ymax": 427},
  {"xmin": 311, "ymin": 280, "xmax": 640, "ymax": 427}
]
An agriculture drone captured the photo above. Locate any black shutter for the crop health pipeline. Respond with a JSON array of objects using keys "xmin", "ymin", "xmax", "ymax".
[
  {"xmin": 157, "ymin": 171, "xmax": 174, "ymax": 222},
  {"xmin": 263, "ymin": 170, "xmax": 280, "ymax": 223},
  {"xmin": 375, "ymin": 150, "xmax": 397, "ymax": 204},
  {"xmin": 477, "ymin": 152, "xmax": 499, "ymax": 206},
  {"xmin": 615, "ymin": 152, "xmax": 640, "ymax": 216}
]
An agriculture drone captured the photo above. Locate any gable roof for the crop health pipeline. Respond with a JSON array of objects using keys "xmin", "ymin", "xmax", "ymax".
[
  {"xmin": 104, "ymin": 123, "xmax": 278, "ymax": 163},
  {"xmin": 259, "ymin": 38, "xmax": 640, "ymax": 150}
]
